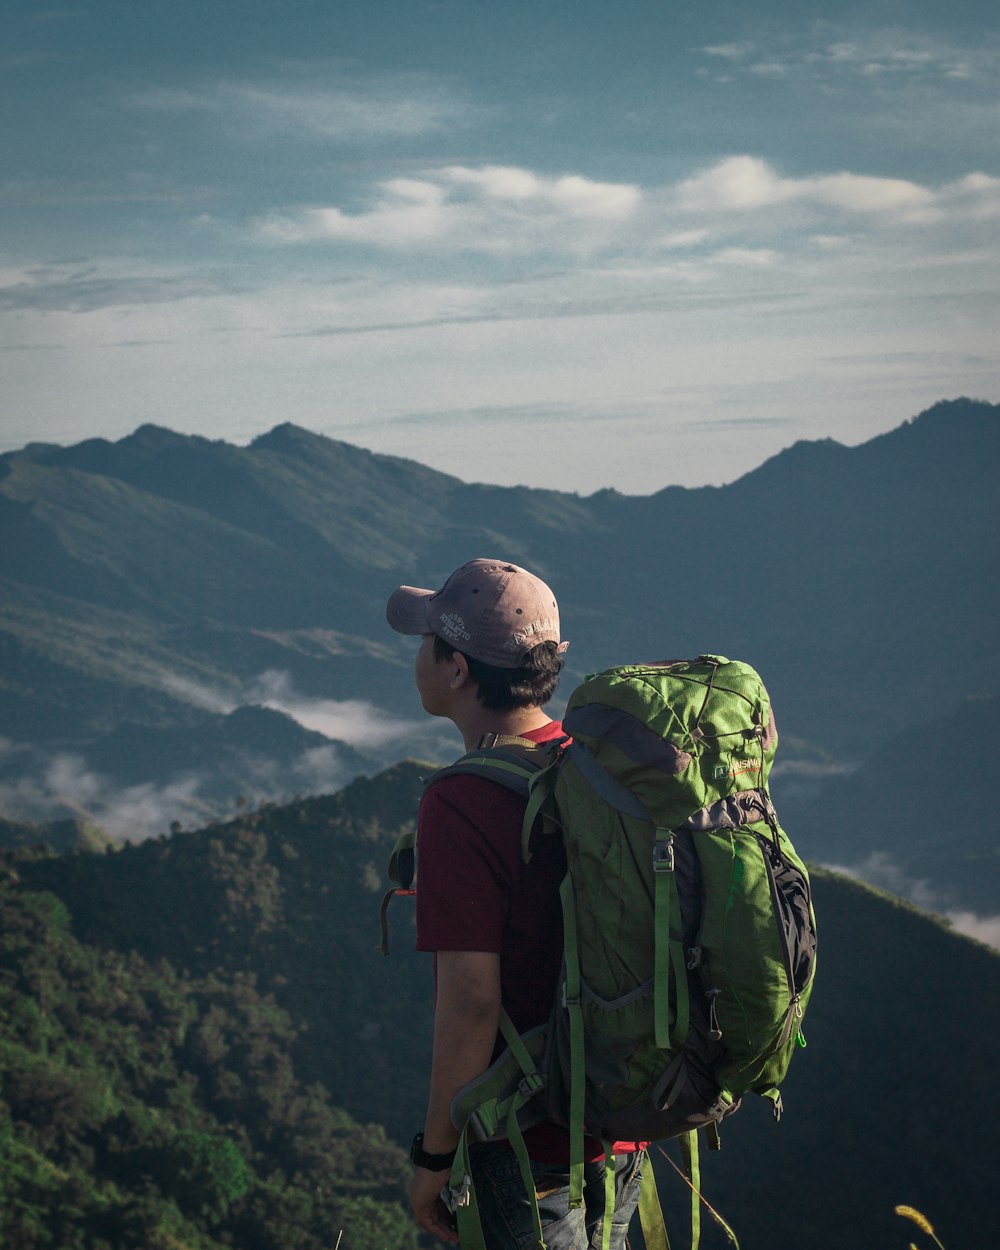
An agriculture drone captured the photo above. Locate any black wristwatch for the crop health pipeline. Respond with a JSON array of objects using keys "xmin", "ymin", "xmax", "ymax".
[{"xmin": 410, "ymin": 1131, "xmax": 456, "ymax": 1171}]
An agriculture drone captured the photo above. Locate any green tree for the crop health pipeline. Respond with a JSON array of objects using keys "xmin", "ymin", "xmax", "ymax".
[{"xmin": 159, "ymin": 1130, "xmax": 252, "ymax": 1221}]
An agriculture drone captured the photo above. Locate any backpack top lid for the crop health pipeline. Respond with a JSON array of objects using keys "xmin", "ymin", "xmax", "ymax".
[{"xmin": 560, "ymin": 655, "xmax": 778, "ymax": 832}]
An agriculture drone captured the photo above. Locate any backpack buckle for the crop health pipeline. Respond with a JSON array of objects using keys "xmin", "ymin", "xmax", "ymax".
[
  {"xmin": 652, "ymin": 839, "xmax": 675, "ymax": 873},
  {"xmin": 443, "ymin": 1174, "xmax": 471, "ymax": 1211},
  {"xmin": 561, "ymin": 983, "xmax": 581, "ymax": 1009},
  {"xmin": 519, "ymin": 1073, "xmax": 546, "ymax": 1099}
]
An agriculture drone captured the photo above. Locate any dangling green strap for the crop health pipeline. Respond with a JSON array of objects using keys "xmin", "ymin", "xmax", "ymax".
[
  {"xmin": 507, "ymin": 1099, "xmax": 547, "ymax": 1250},
  {"xmin": 377, "ymin": 887, "xmax": 397, "ymax": 955},
  {"xmin": 638, "ymin": 1164, "xmax": 671, "ymax": 1250},
  {"xmin": 385, "ymin": 826, "xmax": 415, "ymax": 888},
  {"xmin": 599, "ymin": 1144, "xmax": 616, "ymax": 1250},
  {"xmin": 451, "ymin": 1122, "xmax": 485, "ymax": 1250},
  {"xmin": 659, "ymin": 1136, "xmax": 740, "ymax": 1250},
  {"xmin": 680, "ymin": 1131, "xmax": 701, "ymax": 1250},
  {"xmin": 652, "ymin": 828, "xmax": 691, "ymax": 1051},
  {"xmin": 670, "ymin": 916, "xmax": 690, "ymax": 1048},
  {"xmin": 498, "ymin": 1006, "xmax": 541, "ymax": 1080},
  {"xmin": 653, "ymin": 828, "xmax": 675, "ymax": 1049},
  {"xmin": 377, "ymin": 827, "xmax": 417, "ymax": 954},
  {"xmin": 450, "ymin": 1073, "xmax": 550, "ymax": 1250},
  {"xmin": 559, "ymin": 872, "xmax": 586, "ymax": 1210}
]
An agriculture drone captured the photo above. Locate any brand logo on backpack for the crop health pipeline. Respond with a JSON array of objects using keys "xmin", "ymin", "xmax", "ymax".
[{"xmin": 713, "ymin": 760, "xmax": 760, "ymax": 780}]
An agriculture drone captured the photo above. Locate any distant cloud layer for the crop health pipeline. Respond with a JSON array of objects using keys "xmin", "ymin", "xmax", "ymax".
[
  {"xmin": 824, "ymin": 853, "xmax": 1000, "ymax": 953},
  {"xmin": 260, "ymin": 165, "xmax": 641, "ymax": 254},
  {"xmin": 157, "ymin": 668, "xmax": 427, "ymax": 751},
  {"xmin": 0, "ymin": 748, "xmax": 207, "ymax": 842},
  {"xmin": 0, "ymin": 667, "xmax": 435, "ymax": 840},
  {"xmin": 677, "ymin": 157, "xmax": 1000, "ymax": 223},
  {"xmin": 2, "ymin": 4, "xmax": 998, "ymax": 493},
  {"xmin": 243, "ymin": 670, "xmax": 424, "ymax": 748},
  {"xmin": 251, "ymin": 156, "xmax": 1000, "ymax": 261},
  {"xmin": 700, "ymin": 27, "xmax": 992, "ymax": 83},
  {"xmin": 134, "ymin": 78, "xmax": 471, "ymax": 140}
]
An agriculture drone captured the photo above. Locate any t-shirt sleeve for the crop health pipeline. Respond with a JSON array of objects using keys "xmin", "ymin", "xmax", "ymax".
[{"xmin": 415, "ymin": 776, "xmax": 518, "ymax": 954}]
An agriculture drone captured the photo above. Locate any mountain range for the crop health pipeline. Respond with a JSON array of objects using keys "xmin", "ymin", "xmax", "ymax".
[{"xmin": 1, "ymin": 397, "xmax": 997, "ymax": 925}]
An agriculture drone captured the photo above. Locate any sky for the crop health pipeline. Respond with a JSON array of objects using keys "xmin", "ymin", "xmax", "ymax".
[{"xmin": 2, "ymin": 0, "xmax": 998, "ymax": 493}]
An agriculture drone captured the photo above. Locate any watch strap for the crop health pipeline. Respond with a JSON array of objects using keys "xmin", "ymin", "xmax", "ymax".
[{"xmin": 410, "ymin": 1131, "xmax": 457, "ymax": 1171}]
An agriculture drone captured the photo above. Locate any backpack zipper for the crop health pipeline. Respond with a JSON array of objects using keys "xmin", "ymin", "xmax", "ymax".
[{"xmin": 754, "ymin": 832, "xmax": 802, "ymax": 1048}]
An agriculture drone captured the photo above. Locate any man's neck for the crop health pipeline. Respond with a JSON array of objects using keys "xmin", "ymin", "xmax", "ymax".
[{"xmin": 454, "ymin": 705, "xmax": 553, "ymax": 753}]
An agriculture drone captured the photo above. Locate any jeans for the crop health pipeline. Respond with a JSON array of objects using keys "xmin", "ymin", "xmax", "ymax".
[{"xmin": 465, "ymin": 1141, "xmax": 644, "ymax": 1250}]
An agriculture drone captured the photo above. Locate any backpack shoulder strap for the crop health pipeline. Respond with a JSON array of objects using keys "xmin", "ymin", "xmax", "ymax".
[{"xmin": 423, "ymin": 738, "xmax": 560, "ymax": 800}]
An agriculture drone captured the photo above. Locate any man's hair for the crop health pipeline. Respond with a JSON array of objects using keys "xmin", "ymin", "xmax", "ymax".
[{"xmin": 432, "ymin": 634, "xmax": 564, "ymax": 711}]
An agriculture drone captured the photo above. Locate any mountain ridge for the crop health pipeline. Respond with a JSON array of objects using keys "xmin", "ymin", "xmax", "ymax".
[{"xmin": 1, "ymin": 398, "xmax": 997, "ymax": 921}]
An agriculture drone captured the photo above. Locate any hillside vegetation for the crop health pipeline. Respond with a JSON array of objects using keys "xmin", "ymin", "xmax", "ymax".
[
  {"xmin": 2, "ymin": 764, "xmax": 997, "ymax": 1250},
  {"xmin": 0, "ymin": 864, "xmax": 419, "ymax": 1250}
]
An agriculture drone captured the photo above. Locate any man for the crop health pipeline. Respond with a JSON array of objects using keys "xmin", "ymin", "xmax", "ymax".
[{"xmin": 386, "ymin": 558, "xmax": 643, "ymax": 1250}]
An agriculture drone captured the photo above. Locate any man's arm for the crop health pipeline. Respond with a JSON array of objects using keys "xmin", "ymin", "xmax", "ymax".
[{"xmin": 409, "ymin": 949, "xmax": 501, "ymax": 1244}]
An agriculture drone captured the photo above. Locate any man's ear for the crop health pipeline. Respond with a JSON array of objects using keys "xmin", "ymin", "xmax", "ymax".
[{"xmin": 449, "ymin": 650, "xmax": 470, "ymax": 690}]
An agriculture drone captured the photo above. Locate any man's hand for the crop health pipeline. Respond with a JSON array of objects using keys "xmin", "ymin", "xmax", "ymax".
[{"xmin": 408, "ymin": 1167, "xmax": 460, "ymax": 1244}]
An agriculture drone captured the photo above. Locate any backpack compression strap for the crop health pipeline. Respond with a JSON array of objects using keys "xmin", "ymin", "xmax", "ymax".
[
  {"xmin": 446, "ymin": 1009, "xmax": 548, "ymax": 1250},
  {"xmin": 561, "ymin": 740, "xmax": 691, "ymax": 1051}
]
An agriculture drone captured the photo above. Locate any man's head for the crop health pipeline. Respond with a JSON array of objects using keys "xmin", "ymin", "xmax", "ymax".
[{"xmin": 386, "ymin": 558, "xmax": 567, "ymax": 712}]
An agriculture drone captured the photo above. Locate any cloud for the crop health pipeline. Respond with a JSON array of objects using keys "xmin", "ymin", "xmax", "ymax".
[
  {"xmin": 826, "ymin": 851, "xmax": 939, "ymax": 909},
  {"xmin": 134, "ymin": 78, "xmax": 469, "ymax": 141},
  {"xmin": 824, "ymin": 853, "xmax": 999, "ymax": 952},
  {"xmin": 677, "ymin": 156, "xmax": 933, "ymax": 218},
  {"xmin": 0, "ymin": 263, "xmax": 235, "ymax": 313},
  {"xmin": 156, "ymin": 672, "xmax": 237, "ymax": 714},
  {"xmin": 442, "ymin": 166, "xmax": 639, "ymax": 219},
  {"xmin": 702, "ymin": 43, "xmax": 755, "ymax": 63},
  {"xmin": 0, "ymin": 751, "xmax": 207, "ymax": 841},
  {"xmin": 941, "ymin": 911, "xmax": 1000, "ymax": 951},
  {"xmin": 0, "ymin": 676, "xmax": 451, "ymax": 838},
  {"xmin": 699, "ymin": 28, "xmax": 991, "ymax": 86},
  {"xmin": 0, "ymin": 181, "xmax": 217, "ymax": 209},
  {"xmin": 258, "ymin": 156, "xmax": 996, "ymax": 264},
  {"xmin": 707, "ymin": 246, "xmax": 777, "ymax": 267},
  {"xmin": 154, "ymin": 667, "xmax": 424, "ymax": 752},
  {"xmin": 244, "ymin": 670, "xmax": 423, "ymax": 747},
  {"xmin": 0, "ymin": 731, "xmax": 381, "ymax": 841},
  {"xmin": 676, "ymin": 156, "xmax": 1000, "ymax": 225},
  {"xmin": 816, "ymin": 37, "xmax": 977, "ymax": 81},
  {"xmin": 771, "ymin": 758, "xmax": 857, "ymax": 779},
  {"xmin": 90, "ymin": 776, "xmax": 209, "ymax": 840},
  {"xmin": 290, "ymin": 744, "xmax": 362, "ymax": 795},
  {"xmin": 258, "ymin": 164, "xmax": 641, "ymax": 254}
]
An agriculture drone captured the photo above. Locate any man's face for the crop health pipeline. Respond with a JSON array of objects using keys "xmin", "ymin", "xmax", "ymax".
[{"xmin": 414, "ymin": 633, "xmax": 452, "ymax": 716}]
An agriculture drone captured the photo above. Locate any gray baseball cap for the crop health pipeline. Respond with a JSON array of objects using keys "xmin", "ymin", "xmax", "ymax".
[{"xmin": 386, "ymin": 557, "xmax": 566, "ymax": 668}]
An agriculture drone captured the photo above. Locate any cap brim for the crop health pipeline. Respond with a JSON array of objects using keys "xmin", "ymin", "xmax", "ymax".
[{"xmin": 386, "ymin": 584, "xmax": 435, "ymax": 636}]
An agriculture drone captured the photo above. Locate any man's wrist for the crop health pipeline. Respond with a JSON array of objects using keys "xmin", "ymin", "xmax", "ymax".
[{"xmin": 410, "ymin": 1131, "xmax": 456, "ymax": 1171}]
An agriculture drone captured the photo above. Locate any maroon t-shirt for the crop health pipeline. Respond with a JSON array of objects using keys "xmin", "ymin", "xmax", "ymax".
[{"xmin": 415, "ymin": 721, "xmax": 609, "ymax": 1162}]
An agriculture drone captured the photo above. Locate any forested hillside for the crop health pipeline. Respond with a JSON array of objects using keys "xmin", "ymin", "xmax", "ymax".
[
  {"xmin": 2, "ymin": 765, "xmax": 996, "ymax": 1250},
  {"xmin": 0, "ymin": 865, "xmax": 419, "ymax": 1250}
]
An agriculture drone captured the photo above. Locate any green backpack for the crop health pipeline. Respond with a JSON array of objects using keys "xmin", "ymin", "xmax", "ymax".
[{"xmin": 380, "ymin": 655, "xmax": 817, "ymax": 1250}]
